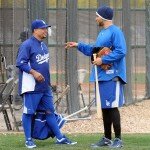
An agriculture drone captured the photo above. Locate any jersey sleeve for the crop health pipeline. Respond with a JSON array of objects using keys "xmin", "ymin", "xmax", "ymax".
[
  {"xmin": 77, "ymin": 42, "xmax": 94, "ymax": 56},
  {"xmin": 16, "ymin": 43, "xmax": 32, "ymax": 73},
  {"xmin": 102, "ymin": 29, "xmax": 127, "ymax": 64}
]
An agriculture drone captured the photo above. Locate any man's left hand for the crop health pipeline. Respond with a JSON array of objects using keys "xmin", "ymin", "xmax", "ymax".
[{"xmin": 93, "ymin": 57, "xmax": 102, "ymax": 66}]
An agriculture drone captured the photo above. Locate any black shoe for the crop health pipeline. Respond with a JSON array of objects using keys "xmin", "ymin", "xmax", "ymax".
[
  {"xmin": 109, "ymin": 138, "xmax": 123, "ymax": 148},
  {"xmin": 91, "ymin": 137, "xmax": 112, "ymax": 148}
]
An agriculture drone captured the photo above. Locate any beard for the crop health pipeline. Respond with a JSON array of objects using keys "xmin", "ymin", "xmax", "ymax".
[{"xmin": 99, "ymin": 20, "xmax": 104, "ymax": 27}]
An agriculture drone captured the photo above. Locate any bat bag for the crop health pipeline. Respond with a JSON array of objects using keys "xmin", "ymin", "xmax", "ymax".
[{"xmin": 31, "ymin": 111, "xmax": 66, "ymax": 140}]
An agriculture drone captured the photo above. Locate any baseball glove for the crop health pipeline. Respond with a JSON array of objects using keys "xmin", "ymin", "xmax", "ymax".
[{"xmin": 91, "ymin": 47, "xmax": 112, "ymax": 70}]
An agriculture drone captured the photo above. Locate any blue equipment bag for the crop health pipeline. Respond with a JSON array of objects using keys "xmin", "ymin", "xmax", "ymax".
[{"xmin": 31, "ymin": 111, "xmax": 66, "ymax": 140}]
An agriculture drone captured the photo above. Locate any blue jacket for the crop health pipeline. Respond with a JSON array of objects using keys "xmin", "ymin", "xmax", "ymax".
[
  {"xmin": 16, "ymin": 36, "xmax": 50, "ymax": 95},
  {"xmin": 77, "ymin": 25, "xmax": 127, "ymax": 84}
]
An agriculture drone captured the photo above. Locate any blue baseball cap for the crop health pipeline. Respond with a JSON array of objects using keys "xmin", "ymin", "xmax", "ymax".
[{"xmin": 31, "ymin": 19, "xmax": 51, "ymax": 32}]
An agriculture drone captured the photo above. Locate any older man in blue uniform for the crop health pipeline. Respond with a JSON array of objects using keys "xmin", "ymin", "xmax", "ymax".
[{"xmin": 16, "ymin": 19, "xmax": 77, "ymax": 148}]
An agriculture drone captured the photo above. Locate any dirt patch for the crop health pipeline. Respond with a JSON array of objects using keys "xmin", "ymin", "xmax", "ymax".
[{"xmin": 62, "ymin": 99, "xmax": 150, "ymax": 134}]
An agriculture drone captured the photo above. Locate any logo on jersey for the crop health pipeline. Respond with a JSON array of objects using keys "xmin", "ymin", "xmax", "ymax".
[
  {"xmin": 106, "ymin": 100, "xmax": 110, "ymax": 106},
  {"xmin": 36, "ymin": 53, "xmax": 49, "ymax": 64}
]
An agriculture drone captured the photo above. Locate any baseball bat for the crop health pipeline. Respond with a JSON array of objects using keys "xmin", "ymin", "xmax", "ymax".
[
  {"xmin": 93, "ymin": 54, "xmax": 101, "ymax": 118},
  {"xmin": 64, "ymin": 98, "xmax": 95, "ymax": 120}
]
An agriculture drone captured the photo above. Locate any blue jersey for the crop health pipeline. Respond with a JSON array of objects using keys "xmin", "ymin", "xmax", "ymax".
[
  {"xmin": 16, "ymin": 36, "xmax": 50, "ymax": 95},
  {"xmin": 77, "ymin": 25, "xmax": 127, "ymax": 84}
]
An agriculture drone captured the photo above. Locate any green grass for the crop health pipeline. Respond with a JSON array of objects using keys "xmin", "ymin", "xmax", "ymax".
[
  {"xmin": 132, "ymin": 73, "xmax": 145, "ymax": 84},
  {"xmin": 51, "ymin": 72, "xmax": 146, "ymax": 84},
  {"xmin": 0, "ymin": 133, "xmax": 150, "ymax": 150}
]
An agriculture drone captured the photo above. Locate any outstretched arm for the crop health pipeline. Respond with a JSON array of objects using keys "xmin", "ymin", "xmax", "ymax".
[
  {"xmin": 65, "ymin": 42, "xmax": 78, "ymax": 49},
  {"xmin": 65, "ymin": 42, "xmax": 93, "ymax": 56}
]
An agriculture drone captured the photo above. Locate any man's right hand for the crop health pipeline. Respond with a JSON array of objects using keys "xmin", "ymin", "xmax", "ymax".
[
  {"xmin": 65, "ymin": 42, "xmax": 78, "ymax": 49},
  {"xmin": 29, "ymin": 69, "xmax": 45, "ymax": 82}
]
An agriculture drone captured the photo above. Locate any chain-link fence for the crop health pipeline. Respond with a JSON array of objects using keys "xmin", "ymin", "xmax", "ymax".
[{"xmin": 0, "ymin": 0, "xmax": 148, "ymax": 116}]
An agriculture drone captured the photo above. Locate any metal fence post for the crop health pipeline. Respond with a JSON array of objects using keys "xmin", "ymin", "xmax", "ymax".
[
  {"xmin": 145, "ymin": 0, "xmax": 150, "ymax": 98},
  {"xmin": 66, "ymin": 0, "xmax": 80, "ymax": 114},
  {"xmin": 122, "ymin": 0, "xmax": 133, "ymax": 104}
]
